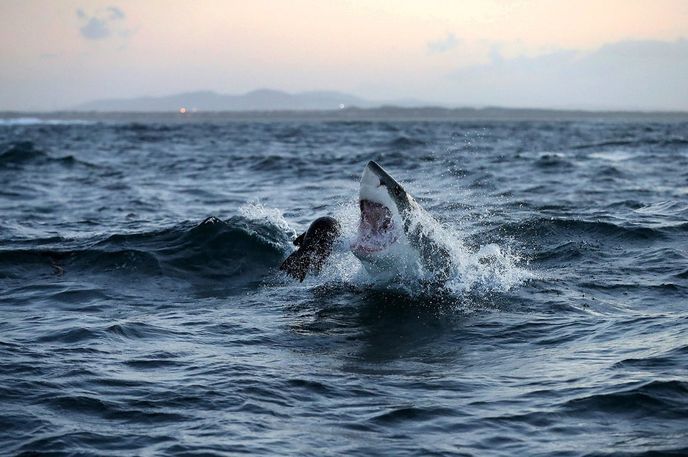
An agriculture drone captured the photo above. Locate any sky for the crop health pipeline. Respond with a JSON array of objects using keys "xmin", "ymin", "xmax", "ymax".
[{"xmin": 1, "ymin": 0, "xmax": 687, "ymax": 111}]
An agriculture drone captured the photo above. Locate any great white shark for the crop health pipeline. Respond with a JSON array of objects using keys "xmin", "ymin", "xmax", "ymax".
[{"xmin": 280, "ymin": 161, "xmax": 452, "ymax": 282}]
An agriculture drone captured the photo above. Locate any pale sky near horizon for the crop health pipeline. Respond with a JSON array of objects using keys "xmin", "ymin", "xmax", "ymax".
[{"xmin": 1, "ymin": 0, "xmax": 687, "ymax": 110}]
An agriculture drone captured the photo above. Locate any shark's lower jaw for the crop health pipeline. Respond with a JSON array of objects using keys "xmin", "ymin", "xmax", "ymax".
[{"xmin": 351, "ymin": 199, "xmax": 399, "ymax": 255}]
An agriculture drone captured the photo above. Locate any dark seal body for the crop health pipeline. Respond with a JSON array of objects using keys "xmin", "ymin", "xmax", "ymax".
[{"xmin": 280, "ymin": 216, "xmax": 341, "ymax": 282}]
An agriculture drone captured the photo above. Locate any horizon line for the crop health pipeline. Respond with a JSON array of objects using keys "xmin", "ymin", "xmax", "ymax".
[{"xmin": 2, "ymin": 104, "xmax": 688, "ymax": 117}]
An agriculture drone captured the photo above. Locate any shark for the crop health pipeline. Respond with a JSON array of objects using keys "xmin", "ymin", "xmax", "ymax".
[{"xmin": 281, "ymin": 161, "xmax": 452, "ymax": 283}]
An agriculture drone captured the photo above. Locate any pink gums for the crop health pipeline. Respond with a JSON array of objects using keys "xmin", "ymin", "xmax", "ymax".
[{"xmin": 351, "ymin": 200, "xmax": 398, "ymax": 254}]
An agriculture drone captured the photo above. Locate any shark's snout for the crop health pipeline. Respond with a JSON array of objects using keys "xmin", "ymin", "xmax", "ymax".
[{"xmin": 366, "ymin": 161, "xmax": 385, "ymax": 178}]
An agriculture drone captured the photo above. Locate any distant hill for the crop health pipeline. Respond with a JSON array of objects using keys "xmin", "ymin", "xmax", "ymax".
[
  {"xmin": 17, "ymin": 106, "xmax": 687, "ymax": 123},
  {"xmin": 72, "ymin": 89, "xmax": 413, "ymax": 112}
]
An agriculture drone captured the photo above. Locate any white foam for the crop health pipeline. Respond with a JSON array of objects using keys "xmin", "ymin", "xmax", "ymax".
[
  {"xmin": 316, "ymin": 197, "xmax": 534, "ymax": 296},
  {"xmin": 239, "ymin": 202, "xmax": 296, "ymax": 237},
  {"xmin": 589, "ymin": 151, "xmax": 634, "ymax": 162},
  {"xmin": 0, "ymin": 117, "xmax": 95, "ymax": 126}
]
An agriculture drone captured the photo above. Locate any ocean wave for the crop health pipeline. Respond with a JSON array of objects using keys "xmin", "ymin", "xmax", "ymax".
[
  {"xmin": 45, "ymin": 394, "xmax": 187, "ymax": 423},
  {"xmin": 0, "ymin": 215, "xmax": 291, "ymax": 290},
  {"xmin": 0, "ymin": 141, "xmax": 48, "ymax": 164},
  {"xmin": 534, "ymin": 153, "xmax": 575, "ymax": 169},
  {"xmin": 573, "ymin": 139, "xmax": 637, "ymax": 149},
  {"xmin": 368, "ymin": 405, "xmax": 459, "ymax": 424},
  {"xmin": 573, "ymin": 137, "xmax": 688, "ymax": 149},
  {"xmin": 248, "ymin": 154, "xmax": 312, "ymax": 172},
  {"xmin": 495, "ymin": 217, "xmax": 667, "ymax": 243},
  {"xmin": 386, "ymin": 135, "xmax": 426, "ymax": 149},
  {"xmin": 118, "ymin": 122, "xmax": 174, "ymax": 132},
  {"xmin": 634, "ymin": 200, "xmax": 688, "ymax": 218},
  {"xmin": 564, "ymin": 380, "xmax": 688, "ymax": 419},
  {"xmin": 0, "ymin": 141, "xmax": 92, "ymax": 168},
  {"xmin": 613, "ymin": 344, "xmax": 688, "ymax": 371},
  {"xmin": 595, "ymin": 164, "xmax": 625, "ymax": 177}
]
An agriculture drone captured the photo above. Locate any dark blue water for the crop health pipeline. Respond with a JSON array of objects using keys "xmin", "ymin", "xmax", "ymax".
[{"xmin": 1, "ymin": 115, "xmax": 687, "ymax": 456}]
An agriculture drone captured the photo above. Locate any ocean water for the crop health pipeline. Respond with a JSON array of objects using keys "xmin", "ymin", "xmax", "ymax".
[{"xmin": 1, "ymin": 115, "xmax": 687, "ymax": 456}]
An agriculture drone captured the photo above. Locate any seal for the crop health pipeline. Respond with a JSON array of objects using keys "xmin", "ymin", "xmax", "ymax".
[{"xmin": 280, "ymin": 216, "xmax": 341, "ymax": 282}]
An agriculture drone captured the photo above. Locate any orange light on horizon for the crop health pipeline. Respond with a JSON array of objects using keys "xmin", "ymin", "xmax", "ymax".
[{"xmin": 179, "ymin": 107, "xmax": 187, "ymax": 114}]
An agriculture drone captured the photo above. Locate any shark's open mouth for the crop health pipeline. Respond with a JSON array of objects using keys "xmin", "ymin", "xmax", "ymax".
[{"xmin": 351, "ymin": 199, "xmax": 399, "ymax": 254}]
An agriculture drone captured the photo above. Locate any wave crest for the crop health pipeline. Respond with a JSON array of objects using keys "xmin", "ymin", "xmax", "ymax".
[{"xmin": 0, "ymin": 215, "xmax": 293, "ymax": 291}]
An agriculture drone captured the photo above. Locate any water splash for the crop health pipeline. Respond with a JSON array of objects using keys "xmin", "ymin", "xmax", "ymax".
[
  {"xmin": 239, "ymin": 201, "xmax": 296, "ymax": 238},
  {"xmin": 404, "ymin": 201, "xmax": 534, "ymax": 294},
  {"xmin": 288, "ymin": 198, "xmax": 534, "ymax": 296}
]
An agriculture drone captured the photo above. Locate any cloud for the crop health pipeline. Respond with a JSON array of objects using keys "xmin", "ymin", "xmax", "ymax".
[
  {"xmin": 107, "ymin": 6, "xmax": 125, "ymax": 20},
  {"xmin": 427, "ymin": 33, "xmax": 459, "ymax": 54},
  {"xmin": 80, "ymin": 17, "xmax": 111, "ymax": 39},
  {"xmin": 450, "ymin": 38, "xmax": 688, "ymax": 110},
  {"xmin": 77, "ymin": 6, "xmax": 129, "ymax": 41}
]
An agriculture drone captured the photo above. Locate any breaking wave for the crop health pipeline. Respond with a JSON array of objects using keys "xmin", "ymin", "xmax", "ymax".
[
  {"xmin": 0, "ymin": 212, "xmax": 292, "ymax": 292},
  {"xmin": 0, "ymin": 141, "xmax": 91, "ymax": 168}
]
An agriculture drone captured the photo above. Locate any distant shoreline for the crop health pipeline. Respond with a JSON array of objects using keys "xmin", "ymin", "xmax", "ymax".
[{"xmin": 2, "ymin": 106, "xmax": 688, "ymax": 122}]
